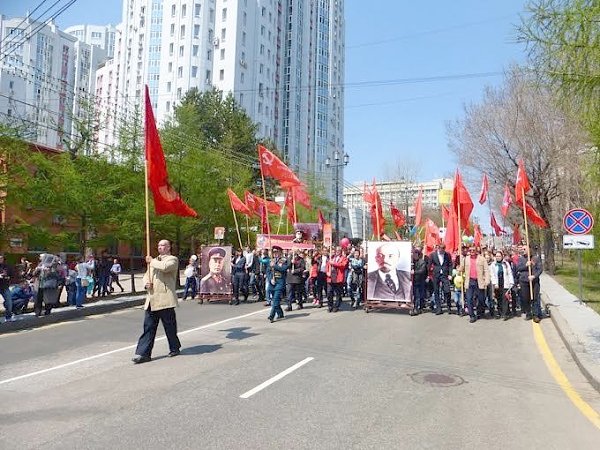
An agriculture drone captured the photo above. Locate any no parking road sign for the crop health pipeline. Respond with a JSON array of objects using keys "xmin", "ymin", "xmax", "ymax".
[{"xmin": 563, "ymin": 208, "xmax": 594, "ymax": 235}]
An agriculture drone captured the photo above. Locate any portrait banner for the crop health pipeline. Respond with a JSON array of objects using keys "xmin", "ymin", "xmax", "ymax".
[
  {"xmin": 199, "ymin": 245, "xmax": 232, "ymax": 295},
  {"xmin": 366, "ymin": 241, "xmax": 413, "ymax": 303},
  {"xmin": 256, "ymin": 234, "xmax": 315, "ymax": 250},
  {"xmin": 323, "ymin": 223, "xmax": 332, "ymax": 247},
  {"xmin": 293, "ymin": 223, "xmax": 320, "ymax": 242}
]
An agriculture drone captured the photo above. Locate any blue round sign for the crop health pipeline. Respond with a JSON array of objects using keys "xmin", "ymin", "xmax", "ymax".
[{"xmin": 563, "ymin": 208, "xmax": 594, "ymax": 235}]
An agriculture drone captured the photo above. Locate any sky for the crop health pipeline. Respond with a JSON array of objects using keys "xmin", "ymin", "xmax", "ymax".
[{"xmin": 2, "ymin": 0, "xmax": 530, "ymax": 229}]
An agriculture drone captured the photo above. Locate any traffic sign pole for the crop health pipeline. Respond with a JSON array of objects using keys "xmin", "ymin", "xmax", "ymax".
[{"xmin": 578, "ymin": 250, "xmax": 583, "ymax": 302}]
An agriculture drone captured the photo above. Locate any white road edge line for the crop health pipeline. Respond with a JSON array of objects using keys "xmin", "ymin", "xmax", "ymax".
[
  {"xmin": 239, "ymin": 357, "xmax": 314, "ymax": 399},
  {"xmin": 0, "ymin": 309, "xmax": 266, "ymax": 386}
]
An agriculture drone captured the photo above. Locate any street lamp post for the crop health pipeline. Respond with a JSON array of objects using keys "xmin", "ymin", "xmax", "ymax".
[{"xmin": 325, "ymin": 150, "xmax": 349, "ymax": 243}]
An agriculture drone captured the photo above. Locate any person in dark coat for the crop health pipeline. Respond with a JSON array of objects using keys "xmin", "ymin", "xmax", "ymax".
[
  {"xmin": 412, "ymin": 248, "xmax": 428, "ymax": 314},
  {"xmin": 428, "ymin": 243, "xmax": 453, "ymax": 314},
  {"xmin": 231, "ymin": 249, "xmax": 247, "ymax": 305},
  {"xmin": 268, "ymin": 246, "xmax": 288, "ymax": 322},
  {"xmin": 286, "ymin": 250, "xmax": 306, "ymax": 311},
  {"xmin": 515, "ymin": 247, "xmax": 543, "ymax": 322}
]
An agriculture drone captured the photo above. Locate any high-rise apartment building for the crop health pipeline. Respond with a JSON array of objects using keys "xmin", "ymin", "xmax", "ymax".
[
  {"xmin": 107, "ymin": 0, "xmax": 344, "ymax": 197},
  {"xmin": 0, "ymin": 16, "xmax": 104, "ymax": 150},
  {"xmin": 65, "ymin": 24, "xmax": 118, "ymax": 58}
]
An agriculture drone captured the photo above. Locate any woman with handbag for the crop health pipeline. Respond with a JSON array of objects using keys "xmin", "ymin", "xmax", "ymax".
[
  {"xmin": 32, "ymin": 254, "xmax": 62, "ymax": 316},
  {"xmin": 75, "ymin": 255, "xmax": 95, "ymax": 308}
]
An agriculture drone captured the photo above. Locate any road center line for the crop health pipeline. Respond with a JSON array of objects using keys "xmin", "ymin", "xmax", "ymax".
[
  {"xmin": 239, "ymin": 357, "xmax": 314, "ymax": 399},
  {"xmin": 532, "ymin": 322, "xmax": 600, "ymax": 430},
  {"xmin": 0, "ymin": 308, "xmax": 266, "ymax": 386}
]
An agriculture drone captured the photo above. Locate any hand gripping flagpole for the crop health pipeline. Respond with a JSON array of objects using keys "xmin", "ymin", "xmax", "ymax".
[
  {"xmin": 258, "ymin": 146, "xmax": 272, "ymax": 250},
  {"xmin": 521, "ymin": 186, "xmax": 534, "ymax": 300}
]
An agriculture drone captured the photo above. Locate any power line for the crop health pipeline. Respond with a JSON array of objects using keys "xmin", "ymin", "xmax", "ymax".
[{"xmin": 0, "ymin": 0, "xmax": 51, "ymax": 52}]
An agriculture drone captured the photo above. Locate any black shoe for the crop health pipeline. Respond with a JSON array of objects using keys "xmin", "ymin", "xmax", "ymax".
[
  {"xmin": 298, "ymin": 304, "xmax": 303, "ymax": 309},
  {"xmin": 333, "ymin": 307, "xmax": 339, "ymax": 312},
  {"xmin": 168, "ymin": 350, "xmax": 180, "ymax": 357},
  {"xmin": 132, "ymin": 355, "xmax": 151, "ymax": 364},
  {"xmin": 285, "ymin": 306, "xmax": 292, "ymax": 312},
  {"xmin": 435, "ymin": 311, "xmax": 443, "ymax": 316},
  {"xmin": 503, "ymin": 316, "xmax": 509, "ymax": 321},
  {"xmin": 328, "ymin": 308, "xmax": 333, "ymax": 313},
  {"xmin": 469, "ymin": 317, "xmax": 476, "ymax": 323},
  {"xmin": 268, "ymin": 316, "xmax": 274, "ymax": 323},
  {"xmin": 525, "ymin": 314, "xmax": 532, "ymax": 321},
  {"xmin": 532, "ymin": 316, "xmax": 541, "ymax": 323},
  {"xmin": 229, "ymin": 300, "xmax": 233, "ymax": 305}
]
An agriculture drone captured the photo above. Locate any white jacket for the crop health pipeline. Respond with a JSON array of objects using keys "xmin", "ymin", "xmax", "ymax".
[{"xmin": 489, "ymin": 261, "xmax": 514, "ymax": 289}]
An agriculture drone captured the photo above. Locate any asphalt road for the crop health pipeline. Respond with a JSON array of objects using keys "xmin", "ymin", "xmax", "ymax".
[{"xmin": 1, "ymin": 299, "xmax": 599, "ymax": 449}]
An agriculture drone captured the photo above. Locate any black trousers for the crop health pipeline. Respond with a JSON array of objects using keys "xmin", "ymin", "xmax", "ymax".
[{"xmin": 135, "ymin": 306, "xmax": 181, "ymax": 358}]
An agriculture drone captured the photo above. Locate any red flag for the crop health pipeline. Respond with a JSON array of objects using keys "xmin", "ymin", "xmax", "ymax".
[
  {"xmin": 244, "ymin": 191, "xmax": 260, "ymax": 216},
  {"xmin": 515, "ymin": 159, "xmax": 531, "ymax": 205},
  {"xmin": 413, "ymin": 188, "xmax": 423, "ymax": 227},
  {"xmin": 291, "ymin": 185, "xmax": 311, "ymax": 209},
  {"xmin": 513, "ymin": 223, "xmax": 522, "ymax": 245},
  {"xmin": 490, "ymin": 212, "xmax": 504, "ymax": 236},
  {"xmin": 260, "ymin": 204, "xmax": 271, "ymax": 234},
  {"xmin": 478, "ymin": 173, "xmax": 489, "ymax": 205},
  {"xmin": 501, "ymin": 183, "xmax": 513, "ymax": 217},
  {"xmin": 317, "ymin": 209, "xmax": 327, "ymax": 229},
  {"xmin": 144, "ymin": 86, "xmax": 197, "ymax": 217},
  {"xmin": 227, "ymin": 188, "xmax": 251, "ymax": 216},
  {"xmin": 444, "ymin": 207, "xmax": 459, "ymax": 253},
  {"xmin": 441, "ymin": 205, "xmax": 450, "ymax": 223},
  {"xmin": 522, "ymin": 201, "xmax": 548, "ymax": 228},
  {"xmin": 363, "ymin": 182, "xmax": 375, "ymax": 204},
  {"xmin": 258, "ymin": 144, "xmax": 302, "ymax": 187},
  {"xmin": 473, "ymin": 224, "xmax": 483, "ymax": 247},
  {"xmin": 254, "ymin": 196, "xmax": 281, "ymax": 215},
  {"xmin": 390, "ymin": 202, "xmax": 406, "ymax": 228},
  {"xmin": 285, "ymin": 189, "xmax": 297, "ymax": 224},
  {"xmin": 370, "ymin": 182, "xmax": 385, "ymax": 237},
  {"xmin": 451, "ymin": 170, "xmax": 473, "ymax": 231},
  {"xmin": 424, "ymin": 218, "xmax": 440, "ymax": 254}
]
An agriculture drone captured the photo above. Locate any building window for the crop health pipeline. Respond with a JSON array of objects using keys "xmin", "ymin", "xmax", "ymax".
[
  {"xmin": 169, "ymin": 43, "xmax": 173, "ymax": 56},
  {"xmin": 168, "ymin": 62, "xmax": 173, "ymax": 72},
  {"xmin": 180, "ymin": 25, "xmax": 185, "ymax": 38},
  {"xmin": 177, "ymin": 87, "xmax": 182, "ymax": 99},
  {"xmin": 194, "ymin": 24, "xmax": 200, "ymax": 38},
  {"xmin": 179, "ymin": 45, "xmax": 184, "ymax": 57},
  {"xmin": 170, "ymin": 23, "xmax": 175, "ymax": 37},
  {"xmin": 191, "ymin": 66, "xmax": 198, "ymax": 77},
  {"xmin": 91, "ymin": 31, "xmax": 102, "ymax": 38},
  {"xmin": 243, "ymin": 12, "xmax": 247, "ymax": 26},
  {"xmin": 206, "ymin": 49, "xmax": 211, "ymax": 60},
  {"xmin": 222, "ymin": 8, "xmax": 227, "ymax": 21},
  {"xmin": 240, "ymin": 72, "xmax": 244, "ymax": 83},
  {"xmin": 171, "ymin": 4, "xmax": 176, "ymax": 17},
  {"xmin": 194, "ymin": 3, "xmax": 201, "ymax": 17},
  {"xmin": 219, "ymin": 69, "xmax": 224, "ymax": 80},
  {"xmin": 181, "ymin": 4, "xmax": 186, "ymax": 17},
  {"xmin": 178, "ymin": 66, "xmax": 183, "ymax": 78},
  {"xmin": 220, "ymin": 48, "xmax": 225, "ymax": 60},
  {"xmin": 221, "ymin": 28, "xmax": 226, "ymax": 41},
  {"xmin": 166, "ymin": 101, "xmax": 171, "ymax": 111},
  {"xmin": 167, "ymin": 81, "xmax": 171, "ymax": 92},
  {"xmin": 242, "ymin": 31, "xmax": 246, "ymax": 46},
  {"xmin": 206, "ymin": 70, "xmax": 211, "ymax": 82},
  {"xmin": 193, "ymin": 45, "xmax": 199, "ymax": 56}
]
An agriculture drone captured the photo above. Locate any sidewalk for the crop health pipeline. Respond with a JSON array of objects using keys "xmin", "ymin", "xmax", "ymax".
[
  {"xmin": 540, "ymin": 273, "xmax": 600, "ymax": 392},
  {"xmin": 0, "ymin": 272, "xmax": 185, "ymax": 334}
]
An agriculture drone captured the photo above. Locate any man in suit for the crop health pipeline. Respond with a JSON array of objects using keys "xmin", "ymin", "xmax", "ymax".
[
  {"xmin": 428, "ymin": 243, "xmax": 453, "ymax": 315},
  {"xmin": 132, "ymin": 239, "xmax": 181, "ymax": 364},
  {"xmin": 366, "ymin": 243, "xmax": 411, "ymax": 301}
]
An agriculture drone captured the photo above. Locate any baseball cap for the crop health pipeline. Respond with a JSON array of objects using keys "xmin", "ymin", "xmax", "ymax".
[
  {"xmin": 272, "ymin": 245, "xmax": 282, "ymax": 252},
  {"xmin": 208, "ymin": 247, "xmax": 226, "ymax": 258}
]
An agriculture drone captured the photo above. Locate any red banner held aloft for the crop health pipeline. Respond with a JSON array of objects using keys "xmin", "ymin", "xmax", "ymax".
[
  {"xmin": 390, "ymin": 201, "xmax": 406, "ymax": 229},
  {"xmin": 258, "ymin": 144, "xmax": 302, "ymax": 187},
  {"xmin": 479, "ymin": 173, "xmax": 489, "ymax": 205},
  {"xmin": 227, "ymin": 188, "xmax": 252, "ymax": 216}
]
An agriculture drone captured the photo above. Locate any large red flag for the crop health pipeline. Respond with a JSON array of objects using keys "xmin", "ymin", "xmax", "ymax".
[
  {"xmin": 291, "ymin": 185, "xmax": 311, "ymax": 209},
  {"xmin": 144, "ymin": 86, "xmax": 197, "ymax": 217},
  {"xmin": 390, "ymin": 202, "xmax": 406, "ymax": 228},
  {"xmin": 244, "ymin": 191, "xmax": 259, "ymax": 216},
  {"xmin": 478, "ymin": 173, "xmax": 489, "ymax": 205},
  {"xmin": 258, "ymin": 144, "xmax": 302, "ymax": 187},
  {"xmin": 370, "ymin": 182, "xmax": 385, "ymax": 237},
  {"xmin": 260, "ymin": 204, "xmax": 271, "ymax": 234},
  {"xmin": 473, "ymin": 224, "xmax": 483, "ymax": 247},
  {"xmin": 413, "ymin": 188, "xmax": 423, "ymax": 227},
  {"xmin": 444, "ymin": 207, "xmax": 459, "ymax": 253},
  {"xmin": 253, "ymin": 196, "xmax": 282, "ymax": 215},
  {"xmin": 490, "ymin": 212, "xmax": 504, "ymax": 236},
  {"xmin": 523, "ymin": 201, "xmax": 548, "ymax": 228},
  {"xmin": 501, "ymin": 183, "xmax": 513, "ymax": 217},
  {"xmin": 424, "ymin": 218, "xmax": 440, "ymax": 254},
  {"xmin": 227, "ymin": 188, "xmax": 252, "ymax": 216},
  {"xmin": 515, "ymin": 159, "xmax": 531, "ymax": 205},
  {"xmin": 363, "ymin": 180, "xmax": 376, "ymax": 204},
  {"xmin": 441, "ymin": 205, "xmax": 450, "ymax": 223},
  {"xmin": 451, "ymin": 170, "xmax": 473, "ymax": 231},
  {"xmin": 513, "ymin": 223, "xmax": 522, "ymax": 245}
]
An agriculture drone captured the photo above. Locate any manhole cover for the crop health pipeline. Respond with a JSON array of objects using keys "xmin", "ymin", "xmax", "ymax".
[{"xmin": 410, "ymin": 371, "xmax": 465, "ymax": 387}]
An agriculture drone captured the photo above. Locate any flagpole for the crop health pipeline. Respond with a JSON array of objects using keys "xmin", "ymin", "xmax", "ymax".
[
  {"xmin": 229, "ymin": 199, "xmax": 244, "ymax": 249},
  {"xmin": 521, "ymin": 187, "xmax": 534, "ymax": 300},
  {"xmin": 292, "ymin": 193, "xmax": 297, "ymax": 229},
  {"xmin": 375, "ymin": 198, "xmax": 381, "ymax": 240},
  {"xmin": 258, "ymin": 149, "xmax": 272, "ymax": 249},
  {"xmin": 245, "ymin": 215, "xmax": 250, "ymax": 247},
  {"xmin": 276, "ymin": 203, "xmax": 285, "ymax": 235},
  {"xmin": 144, "ymin": 153, "xmax": 151, "ymax": 258}
]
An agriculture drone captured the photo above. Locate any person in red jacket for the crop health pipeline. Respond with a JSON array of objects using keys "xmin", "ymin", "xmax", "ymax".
[{"xmin": 326, "ymin": 246, "xmax": 348, "ymax": 312}]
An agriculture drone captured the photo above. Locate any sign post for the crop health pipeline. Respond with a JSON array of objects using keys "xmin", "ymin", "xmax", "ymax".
[{"xmin": 563, "ymin": 208, "xmax": 594, "ymax": 302}]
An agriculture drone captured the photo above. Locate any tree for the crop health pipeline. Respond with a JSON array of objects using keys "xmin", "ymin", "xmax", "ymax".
[{"xmin": 447, "ymin": 68, "xmax": 590, "ymax": 273}]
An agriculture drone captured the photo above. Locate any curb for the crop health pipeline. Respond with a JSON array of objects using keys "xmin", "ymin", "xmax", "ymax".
[{"xmin": 540, "ymin": 288, "xmax": 600, "ymax": 394}]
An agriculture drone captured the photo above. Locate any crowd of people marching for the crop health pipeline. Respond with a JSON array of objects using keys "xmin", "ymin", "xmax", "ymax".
[{"xmin": 181, "ymin": 240, "xmax": 544, "ymax": 324}]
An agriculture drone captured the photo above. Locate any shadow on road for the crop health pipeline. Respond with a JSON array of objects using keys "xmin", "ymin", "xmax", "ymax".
[
  {"xmin": 181, "ymin": 344, "xmax": 223, "ymax": 355},
  {"xmin": 284, "ymin": 313, "xmax": 310, "ymax": 320},
  {"xmin": 219, "ymin": 327, "xmax": 259, "ymax": 340}
]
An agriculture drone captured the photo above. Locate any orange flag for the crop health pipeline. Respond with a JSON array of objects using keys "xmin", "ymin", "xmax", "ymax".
[
  {"xmin": 144, "ymin": 86, "xmax": 197, "ymax": 217},
  {"xmin": 413, "ymin": 187, "xmax": 423, "ymax": 227}
]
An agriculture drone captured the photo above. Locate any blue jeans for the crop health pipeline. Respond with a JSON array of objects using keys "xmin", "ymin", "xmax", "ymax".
[
  {"xmin": 66, "ymin": 283, "xmax": 77, "ymax": 306},
  {"xmin": 269, "ymin": 287, "xmax": 285, "ymax": 319},
  {"xmin": 76, "ymin": 278, "xmax": 87, "ymax": 307},
  {"xmin": 1, "ymin": 287, "xmax": 13, "ymax": 319},
  {"xmin": 465, "ymin": 279, "xmax": 479, "ymax": 319},
  {"xmin": 453, "ymin": 288, "xmax": 463, "ymax": 313},
  {"xmin": 183, "ymin": 276, "xmax": 196, "ymax": 299}
]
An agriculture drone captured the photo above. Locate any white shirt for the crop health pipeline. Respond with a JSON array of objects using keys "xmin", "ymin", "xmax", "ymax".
[
  {"xmin": 110, "ymin": 263, "xmax": 122, "ymax": 274},
  {"xmin": 244, "ymin": 251, "xmax": 254, "ymax": 269},
  {"xmin": 319, "ymin": 255, "xmax": 328, "ymax": 273}
]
